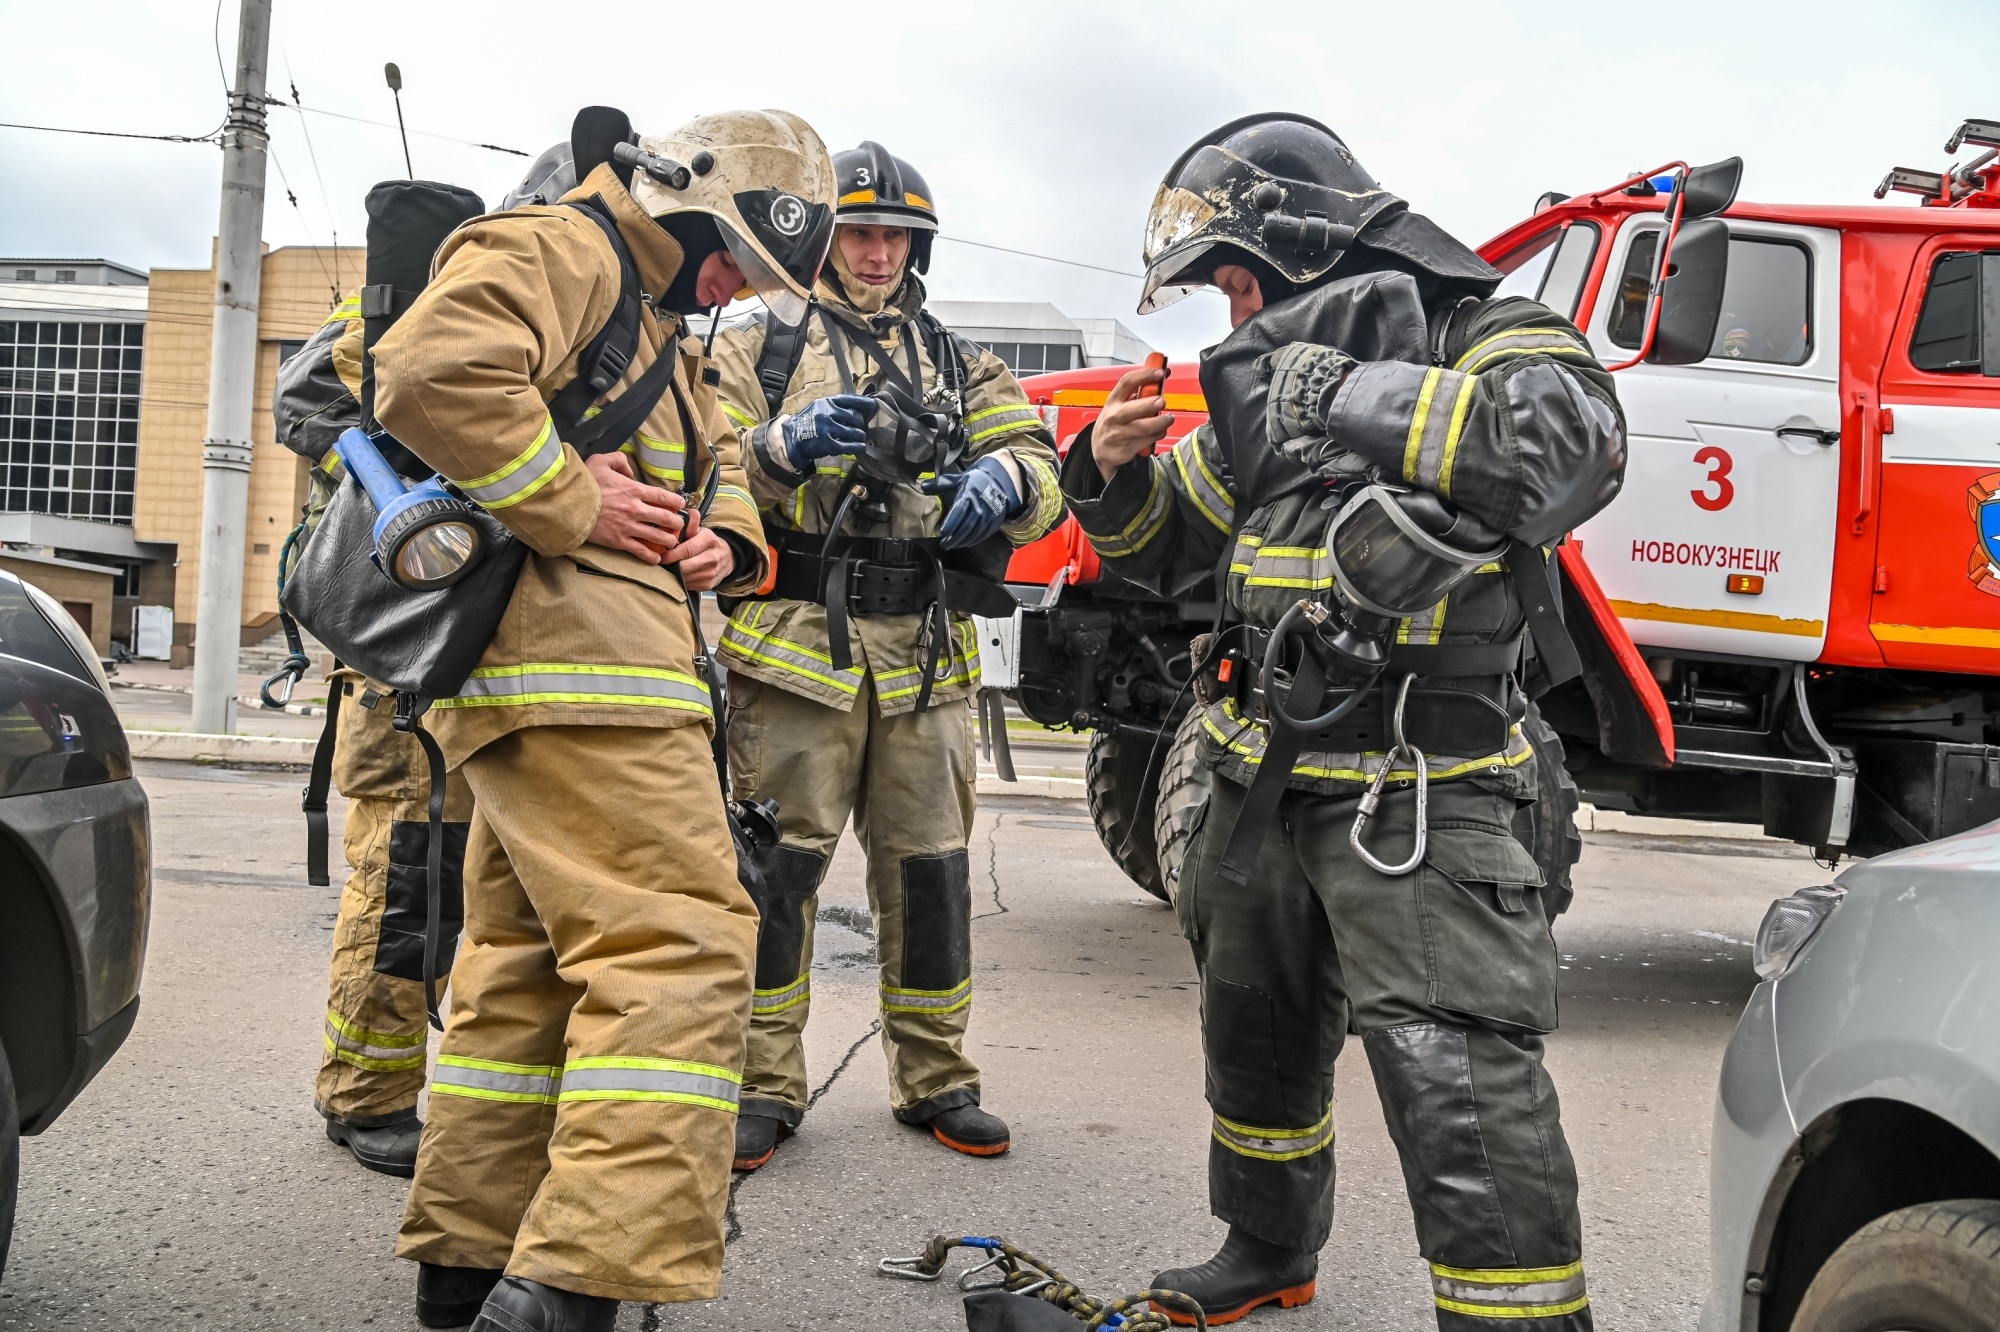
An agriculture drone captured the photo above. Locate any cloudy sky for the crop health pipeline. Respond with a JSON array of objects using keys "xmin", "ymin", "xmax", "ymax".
[{"xmin": 3, "ymin": 0, "xmax": 1992, "ymax": 356}]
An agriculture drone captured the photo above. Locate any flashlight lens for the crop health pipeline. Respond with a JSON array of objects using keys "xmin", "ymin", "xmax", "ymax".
[{"xmin": 395, "ymin": 521, "xmax": 479, "ymax": 586}]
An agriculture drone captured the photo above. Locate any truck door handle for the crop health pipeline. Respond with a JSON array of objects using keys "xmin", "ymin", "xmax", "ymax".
[{"xmin": 1775, "ymin": 425, "xmax": 1840, "ymax": 447}]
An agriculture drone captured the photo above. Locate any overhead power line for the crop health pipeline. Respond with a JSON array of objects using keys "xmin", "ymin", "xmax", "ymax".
[
  {"xmin": 280, "ymin": 102, "xmax": 527, "ymax": 156},
  {"xmin": 936, "ymin": 234, "xmax": 1142, "ymax": 280},
  {"xmin": 0, "ymin": 119, "xmax": 220, "ymax": 144}
]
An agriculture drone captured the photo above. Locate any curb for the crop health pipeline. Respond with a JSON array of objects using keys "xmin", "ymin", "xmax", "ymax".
[
  {"xmin": 128, "ymin": 731, "xmax": 318, "ymax": 765},
  {"xmin": 124, "ymin": 734, "xmax": 1782, "ymax": 845}
]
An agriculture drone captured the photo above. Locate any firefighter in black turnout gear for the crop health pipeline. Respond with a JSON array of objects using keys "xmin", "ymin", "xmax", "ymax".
[{"xmin": 1063, "ymin": 115, "xmax": 1623, "ymax": 1328}]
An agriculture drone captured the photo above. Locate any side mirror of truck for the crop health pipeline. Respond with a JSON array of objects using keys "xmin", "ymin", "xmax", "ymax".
[
  {"xmin": 1678, "ymin": 156, "xmax": 1743, "ymax": 220},
  {"xmin": 1647, "ymin": 217, "xmax": 1730, "ymax": 365}
]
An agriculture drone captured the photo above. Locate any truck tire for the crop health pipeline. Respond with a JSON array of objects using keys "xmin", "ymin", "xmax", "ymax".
[
  {"xmin": 1515, "ymin": 699, "xmax": 1583, "ymax": 917},
  {"xmin": 1151, "ymin": 705, "xmax": 1212, "ymax": 909},
  {"xmin": 1086, "ymin": 727, "xmax": 1168, "ymax": 901},
  {"xmin": 1, "ymin": 1039, "xmax": 17, "ymax": 1280},
  {"xmin": 1790, "ymin": 1198, "xmax": 2000, "ymax": 1332}
]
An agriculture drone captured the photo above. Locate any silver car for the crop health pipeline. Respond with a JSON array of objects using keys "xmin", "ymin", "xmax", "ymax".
[{"xmin": 1705, "ymin": 817, "xmax": 2000, "ymax": 1331}]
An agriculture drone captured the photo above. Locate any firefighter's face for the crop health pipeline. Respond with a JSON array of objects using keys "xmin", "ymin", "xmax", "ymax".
[
  {"xmin": 837, "ymin": 224, "xmax": 911, "ymax": 285},
  {"xmin": 695, "ymin": 249, "xmax": 747, "ymax": 309},
  {"xmin": 1212, "ymin": 263, "xmax": 1266, "ymax": 328}
]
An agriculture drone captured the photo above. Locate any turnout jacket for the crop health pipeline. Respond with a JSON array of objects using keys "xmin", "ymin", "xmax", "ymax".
[
  {"xmin": 372, "ymin": 164, "xmax": 768, "ymax": 766},
  {"xmin": 1063, "ymin": 273, "xmax": 1625, "ymax": 797},
  {"xmin": 708, "ymin": 274, "xmax": 1064, "ymax": 715}
]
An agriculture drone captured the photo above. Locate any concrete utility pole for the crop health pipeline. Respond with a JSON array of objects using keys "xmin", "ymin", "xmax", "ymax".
[{"xmin": 191, "ymin": 0, "xmax": 273, "ymax": 735}]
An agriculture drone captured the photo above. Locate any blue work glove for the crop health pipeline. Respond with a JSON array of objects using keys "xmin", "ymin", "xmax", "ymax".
[
  {"xmin": 781, "ymin": 394, "xmax": 875, "ymax": 471},
  {"xmin": 922, "ymin": 455, "xmax": 1022, "ymax": 550}
]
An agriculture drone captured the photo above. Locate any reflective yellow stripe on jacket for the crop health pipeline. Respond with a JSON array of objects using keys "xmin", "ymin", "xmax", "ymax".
[
  {"xmin": 431, "ymin": 664, "xmax": 712, "ymax": 715},
  {"xmin": 457, "ymin": 417, "xmax": 566, "ymax": 509}
]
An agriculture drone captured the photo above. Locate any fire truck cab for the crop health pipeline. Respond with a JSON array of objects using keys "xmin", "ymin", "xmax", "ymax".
[{"xmin": 1001, "ymin": 121, "xmax": 2000, "ymax": 892}]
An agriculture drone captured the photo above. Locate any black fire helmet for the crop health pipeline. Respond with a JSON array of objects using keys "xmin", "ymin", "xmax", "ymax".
[{"xmin": 834, "ymin": 141, "xmax": 939, "ymax": 274}]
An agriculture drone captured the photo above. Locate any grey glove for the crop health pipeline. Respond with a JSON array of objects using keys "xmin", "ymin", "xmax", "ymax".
[{"xmin": 1259, "ymin": 342, "xmax": 1357, "ymax": 444}]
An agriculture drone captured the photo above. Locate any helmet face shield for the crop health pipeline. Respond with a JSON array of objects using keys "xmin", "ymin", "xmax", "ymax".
[
  {"xmin": 732, "ymin": 188, "xmax": 833, "ymax": 319},
  {"xmin": 1135, "ymin": 114, "xmax": 1404, "ymax": 315}
]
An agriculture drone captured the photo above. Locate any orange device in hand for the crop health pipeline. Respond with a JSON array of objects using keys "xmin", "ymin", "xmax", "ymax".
[{"xmin": 1136, "ymin": 351, "xmax": 1168, "ymax": 398}]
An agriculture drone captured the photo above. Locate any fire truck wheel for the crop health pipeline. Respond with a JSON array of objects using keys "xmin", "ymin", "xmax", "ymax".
[
  {"xmin": 1086, "ymin": 727, "xmax": 1169, "ymax": 901},
  {"xmin": 1151, "ymin": 705, "xmax": 1212, "ymax": 909},
  {"xmin": 1515, "ymin": 700, "xmax": 1583, "ymax": 917}
]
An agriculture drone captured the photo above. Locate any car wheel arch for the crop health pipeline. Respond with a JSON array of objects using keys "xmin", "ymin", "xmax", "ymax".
[
  {"xmin": 1745, "ymin": 1098, "xmax": 2000, "ymax": 1332},
  {"xmin": 0, "ymin": 828, "xmax": 84, "ymax": 1131}
]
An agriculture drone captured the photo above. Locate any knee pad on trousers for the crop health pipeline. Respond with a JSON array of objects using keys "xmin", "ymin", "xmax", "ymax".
[
  {"xmin": 752, "ymin": 844, "xmax": 828, "ymax": 990},
  {"xmin": 900, "ymin": 850, "xmax": 971, "ymax": 992},
  {"xmin": 374, "ymin": 819, "xmax": 471, "ymax": 982},
  {"xmin": 1364, "ymin": 1022, "xmax": 1518, "ymax": 1268}
]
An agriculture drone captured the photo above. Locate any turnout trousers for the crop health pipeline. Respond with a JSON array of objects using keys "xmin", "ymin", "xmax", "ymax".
[
  {"xmin": 1180, "ymin": 771, "xmax": 1591, "ymax": 1332},
  {"xmin": 396, "ymin": 724, "xmax": 757, "ymax": 1304},
  {"xmin": 315, "ymin": 674, "xmax": 473, "ymax": 1125},
  {"xmin": 725, "ymin": 672, "xmax": 980, "ymax": 1125}
]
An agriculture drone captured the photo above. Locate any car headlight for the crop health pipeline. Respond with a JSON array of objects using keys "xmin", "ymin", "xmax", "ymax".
[{"xmin": 1753, "ymin": 884, "xmax": 1845, "ymax": 979}]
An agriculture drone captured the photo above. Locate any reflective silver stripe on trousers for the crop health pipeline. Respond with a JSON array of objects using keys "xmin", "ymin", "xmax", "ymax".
[
  {"xmin": 752, "ymin": 976, "xmax": 810, "ymax": 1014},
  {"xmin": 325, "ymin": 1017, "xmax": 424, "ymax": 1066},
  {"xmin": 1430, "ymin": 1261, "xmax": 1588, "ymax": 1317},
  {"xmin": 432, "ymin": 1063, "xmax": 561, "ymax": 1101},
  {"xmin": 881, "ymin": 980, "xmax": 971, "ymax": 1013},
  {"xmin": 1211, "ymin": 1108, "xmax": 1335, "ymax": 1161},
  {"xmin": 559, "ymin": 1065, "xmax": 741, "ymax": 1106}
]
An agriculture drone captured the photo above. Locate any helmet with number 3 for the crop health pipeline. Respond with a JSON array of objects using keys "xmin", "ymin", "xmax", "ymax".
[{"xmin": 833, "ymin": 141, "xmax": 939, "ymax": 273}]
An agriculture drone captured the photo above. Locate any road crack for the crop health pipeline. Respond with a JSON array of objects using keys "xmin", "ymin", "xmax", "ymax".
[
  {"xmin": 723, "ymin": 1018, "xmax": 882, "ymax": 1246},
  {"xmin": 972, "ymin": 809, "xmax": 1008, "ymax": 919}
]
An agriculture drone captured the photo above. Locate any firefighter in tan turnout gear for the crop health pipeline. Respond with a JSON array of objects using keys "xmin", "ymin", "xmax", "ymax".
[
  {"xmin": 1066, "ymin": 115, "xmax": 1623, "ymax": 1328},
  {"xmin": 272, "ymin": 291, "xmax": 478, "ymax": 1180},
  {"xmin": 371, "ymin": 109, "xmax": 834, "ymax": 1332},
  {"xmin": 710, "ymin": 142, "xmax": 1065, "ymax": 1169}
]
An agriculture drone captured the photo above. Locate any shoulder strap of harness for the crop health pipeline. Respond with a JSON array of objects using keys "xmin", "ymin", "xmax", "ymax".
[
  {"xmin": 546, "ymin": 196, "xmax": 663, "ymax": 449},
  {"xmin": 300, "ymin": 666, "xmax": 344, "ymax": 887},
  {"xmin": 754, "ymin": 305, "xmax": 815, "ymax": 417}
]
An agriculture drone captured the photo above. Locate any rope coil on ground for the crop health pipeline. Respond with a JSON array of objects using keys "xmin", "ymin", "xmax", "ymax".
[{"xmin": 880, "ymin": 1235, "xmax": 1208, "ymax": 1330}]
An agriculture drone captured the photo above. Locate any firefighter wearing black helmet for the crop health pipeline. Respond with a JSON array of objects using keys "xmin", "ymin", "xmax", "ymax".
[
  {"xmin": 709, "ymin": 141, "xmax": 1066, "ymax": 1170},
  {"xmin": 1062, "ymin": 114, "xmax": 1624, "ymax": 1329}
]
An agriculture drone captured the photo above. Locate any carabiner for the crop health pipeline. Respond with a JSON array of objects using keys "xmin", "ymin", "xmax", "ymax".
[
  {"xmin": 956, "ymin": 1251, "xmax": 1013, "ymax": 1291},
  {"xmin": 259, "ymin": 654, "xmax": 309, "ymax": 711},
  {"xmin": 1350, "ymin": 675, "xmax": 1428, "ymax": 876},
  {"xmin": 877, "ymin": 1253, "xmax": 945, "ymax": 1282}
]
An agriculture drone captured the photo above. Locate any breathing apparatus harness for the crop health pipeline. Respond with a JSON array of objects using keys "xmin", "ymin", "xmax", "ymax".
[
  {"xmin": 743, "ymin": 302, "xmax": 1016, "ymax": 713},
  {"xmin": 1209, "ymin": 299, "xmax": 1581, "ymax": 885}
]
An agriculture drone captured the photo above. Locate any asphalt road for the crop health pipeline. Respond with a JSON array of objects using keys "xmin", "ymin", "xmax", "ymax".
[{"xmin": 1, "ymin": 759, "xmax": 1831, "ymax": 1330}]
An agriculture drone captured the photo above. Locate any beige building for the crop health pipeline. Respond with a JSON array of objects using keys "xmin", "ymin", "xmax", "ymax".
[{"xmin": 136, "ymin": 244, "xmax": 361, "ymax": 659}]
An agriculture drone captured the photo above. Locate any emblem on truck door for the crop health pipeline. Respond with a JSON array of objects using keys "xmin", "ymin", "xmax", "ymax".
[{"xmin": 1971, "ymin": 472, "xmax": 2000, "ymax": 598}]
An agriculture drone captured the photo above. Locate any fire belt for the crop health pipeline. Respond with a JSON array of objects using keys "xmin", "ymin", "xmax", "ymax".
[{"xmin": 1211, "ymin": 613, "xmax": 1525, "ymax": 884}]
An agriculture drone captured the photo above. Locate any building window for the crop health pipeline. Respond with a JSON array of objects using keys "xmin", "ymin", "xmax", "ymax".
[
  {"xmin": 277, "ymin": 339, "xmax": 308, "ymax": 365},
  {"xmin": 977, "ymin": 341, "xmax": 1077, "ymax": 377},
  {"xmin": 54, "ymin": 270, "xmax": 76, "ymax": 284},
  {"xmin": 0, "ymin": 320, "xmax": 144, "ymax": 523},
  {"xmin": 13, "ymin": 270, "xmax": 32, "ymax": 282}
]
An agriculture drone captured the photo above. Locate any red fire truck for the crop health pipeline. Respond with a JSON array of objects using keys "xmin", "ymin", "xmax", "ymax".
[{"xmin": 997, "ymin": 119, "xmax": 2000, "ymax": 895}]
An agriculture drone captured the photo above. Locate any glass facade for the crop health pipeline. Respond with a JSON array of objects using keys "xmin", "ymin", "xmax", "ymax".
[{"xmin": 0, "ymin": 320, "xmax": 144, "ymax": 522}]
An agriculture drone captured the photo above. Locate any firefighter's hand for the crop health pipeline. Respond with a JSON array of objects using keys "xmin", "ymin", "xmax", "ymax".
[
  {"xmin": 584, "ymin": 451, "xmax": 686, "ymax": 564},
  {"xmin": 1091, "ymin": 365, "xmax": 1173, "ymax": 483},
  {"xmin": 662, "ymin": 525, "xmax": 735, "ymax": 591}
]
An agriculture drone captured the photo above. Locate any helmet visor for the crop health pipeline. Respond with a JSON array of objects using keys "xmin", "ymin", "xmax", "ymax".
[
  {"xmin": 1138, "ymin": 241, "xmax": 1214, "ymax": 314},
  {"xmin": 726, "ymin": 189, "xmax": 834, "ymax": 325}
]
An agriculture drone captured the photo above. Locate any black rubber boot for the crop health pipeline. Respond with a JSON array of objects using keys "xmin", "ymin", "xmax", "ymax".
[
  {"xmin": 733, "ymin": 1113, "xmax": 789, "ymax": 1172},
  {"xmin": 925, "ymin": 1103, "xmax": 1010, "ymax": 1156},
  {"xmin": 469, "ymin": 1276, "xmax": 617, "ymax": 1332},
  {"xmin": 416, "ymin": 1263, "xmax": 505, "ymax": 1328},
  {"xmin": 325, "ymin": 1111, "xmax": 422, "ymax": 1177},
  {"xmin": 1150, "ymin": 1227, "xmax": 1317, "ymax": 1326}
]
